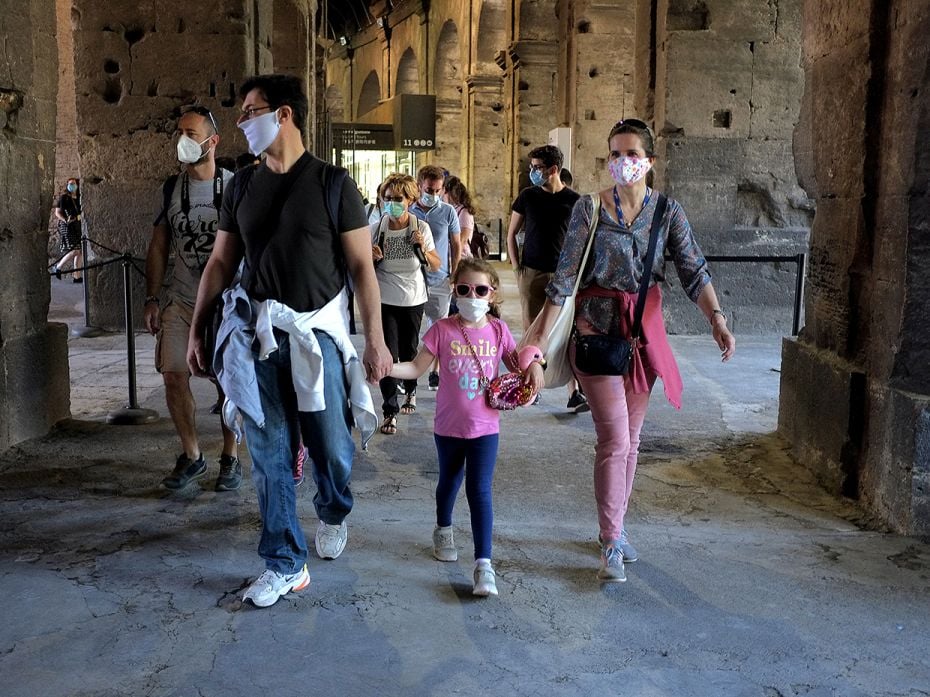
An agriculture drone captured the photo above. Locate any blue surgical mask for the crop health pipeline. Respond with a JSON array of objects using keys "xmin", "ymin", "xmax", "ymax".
[
  {"xmin": 529, "ymin": 169, "xmax": 546, "ymax": 187},
  {"xmin": 420, "ymin": 192, "xmax": 440, "ymax": 207},
  {"xmin": 66, "ymin": 183, "xmax": 77, "ymax": 193},
  {"xmin": 383, "ymin": 201, "xmax": 406, "ymax": 219}
]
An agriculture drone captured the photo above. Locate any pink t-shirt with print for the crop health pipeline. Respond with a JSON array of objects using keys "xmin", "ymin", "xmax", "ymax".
[{"xmin": 422, "ymin": 316, "xmax": 517, "ymax": 439}]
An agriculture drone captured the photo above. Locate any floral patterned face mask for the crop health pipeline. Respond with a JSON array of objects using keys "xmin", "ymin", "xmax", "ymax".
[{"xmin": 608, "ymin": 156, "xmax": 652, "ymax": 187}]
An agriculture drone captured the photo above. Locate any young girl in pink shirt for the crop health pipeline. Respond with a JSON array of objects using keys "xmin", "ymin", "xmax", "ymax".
[{"xmin": 391, "ymin": 259, "xmax": 544, "ymax": 596}]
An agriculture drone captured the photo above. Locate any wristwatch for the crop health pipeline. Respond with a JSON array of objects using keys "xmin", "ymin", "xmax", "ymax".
[
  {"xmin": 711, "ymin": 308, "xmax": 726, "ymax": 322},
  {"xmin": 144, "ymin": 295, "xmax": 159, "ymax": 306}
]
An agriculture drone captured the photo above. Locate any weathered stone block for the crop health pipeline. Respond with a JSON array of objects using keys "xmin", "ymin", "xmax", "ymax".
[
  {"xmin": 778, "ymin": 337, "xmax": 861, "ymax": 493},
  {"xmin": 749, "ymin": 39, "xmax": 804, "ymax": 141},
  {"xmin": 664, "ymin": 34, "xmax": 753, "ymax": 138},
  {"xmin": 861, "ymin": 386, "xmax": 930, "ymax": 535},
  {"xmin": 803, "ymin": 196, "xmax": 863, "ymax": 352},
  {"xmin": 807, "ymin": 44, "xmax": 869, "ymax": 200},
  {"xmin": 0, "ymin": 323, "xmax": 71, "ymax": 449},
  {"xmin": 802, "ymin": 0, "xmax": 871, "ymax": 64},
  {"xmin": 702, "ymin": 0, "xmax": 777, "ymax": 42}
]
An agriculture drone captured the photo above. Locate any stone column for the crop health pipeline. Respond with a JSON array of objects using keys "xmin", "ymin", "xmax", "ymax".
[
  {"xmin": 0, "ymin": 0, "xmax": 71, "ymax": 451},
  {"xmin": 71, "ymin": 0, "xmax": 273, "ymax": 329},
  {"xmin": 653, "ymin": 0, "xmax": 812, "ymax": 333},
  {"xmin": 435, "ymin": 97, "xmax": 464, "ymax": 174},
  {"xmin": 506, "ymin": 40, "xmax": 559, "ymax": 200},
  {"xmin": 780, "ymin": 0, "xmax": 930, "ymax": 534},
  {"xmin": 465, "ymin": 74, "xmax": 508, "ymax": 227}
]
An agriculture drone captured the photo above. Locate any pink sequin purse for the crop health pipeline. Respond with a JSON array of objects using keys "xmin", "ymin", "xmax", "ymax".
[{"xmin": 458, "ymin": 318, "xmax": 541, "ymax": 411}]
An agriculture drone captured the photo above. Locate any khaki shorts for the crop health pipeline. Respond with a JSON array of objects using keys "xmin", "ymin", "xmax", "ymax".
[
  {"xmin": 424, "ymin": 280, "xmax": 453, "ymax": 325},
  {"xmin": 155, "ymin": 302, "xmax": 193, "ymax": 374},
  {"xmin": 517, "ymin": 266, "xmax": 553, "ymax": 330}
]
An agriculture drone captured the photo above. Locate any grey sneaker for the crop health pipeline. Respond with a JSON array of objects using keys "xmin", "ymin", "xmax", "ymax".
[
  {"xmin": 215, "ymin": 454, "xmax": 242, "ymax": 491},
  {"xmin": 598, "ymin": 542, "xmax": 627, "ymax": 582},
  {"xmin": 315, "ymin": 521, "xmax": 347, "ymax": 560},
  {"xmin": 473, "ymin": 562, "xmax": 498, "ymax": 597},
  {"xmin": 242, "ymin": 564, "xmax": 310, "ymax": 608},
  {"xmin": 432, "ymin": 525, "xmax": 457, "ymax": 562},
  {"xmin": 618, "ymin": 529, "xmax": 638, "ymax": 563},
  {"xmin": 162, "ymin": 453, "xmax": 207, "ymax": 490},
  {"xmin": 597, "ymin": 529, "xmax": 639, "ymax": 563}
]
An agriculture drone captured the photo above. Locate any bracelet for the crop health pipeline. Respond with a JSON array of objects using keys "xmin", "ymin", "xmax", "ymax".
[
  {"xmin": 711, "ymin": 309, "xmax": 726, "ymax": 323},
  {"xmin": 144, "ymin": 296, "xmax": 159, "ymax": 306}
]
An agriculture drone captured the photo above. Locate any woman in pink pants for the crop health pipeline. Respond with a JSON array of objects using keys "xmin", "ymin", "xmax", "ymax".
[{"xmin": 523, "ymin": 118, "xmax": 736, "ymax": 583}]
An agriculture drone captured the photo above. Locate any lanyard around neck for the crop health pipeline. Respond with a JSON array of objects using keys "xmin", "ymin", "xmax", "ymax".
[{"xmin": 612, "ymin": 186, "xmax": 651, "ymax": 225}]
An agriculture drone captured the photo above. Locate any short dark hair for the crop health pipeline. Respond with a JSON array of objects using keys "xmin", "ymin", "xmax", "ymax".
[
  {"xmin": 528, "ymin": 144, "xmax": 563, "ymax": 170},
  {"xmin": 607, "ymin": 118, "xmax": 655, "ymax": 157},
  {"xmin": 417, "ymin": 164, "xmax": 445, "ymax": 183},
  {"xmin": 239, "ymin": 74, "xmax": 308, "ymax": 132},
  {"xmin": 559, "ymin": 168, "xmax": 573, "ymax": 186}
]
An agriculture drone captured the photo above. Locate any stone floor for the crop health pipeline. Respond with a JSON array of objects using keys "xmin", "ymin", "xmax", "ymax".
[{"xmin": 0, "ymin": 271, "xmax": 928, "ymax": 697}]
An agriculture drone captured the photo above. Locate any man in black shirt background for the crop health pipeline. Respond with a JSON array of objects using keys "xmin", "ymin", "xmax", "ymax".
[{"xmin": 506, "ymin": 144, "xmax": 588, "ymax": 412}]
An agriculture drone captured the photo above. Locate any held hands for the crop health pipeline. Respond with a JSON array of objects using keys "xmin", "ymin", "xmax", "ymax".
[
  {"xmin": 712, "ymin": 315, "xmax": 736, "ymax": 362},
  {"xmin": 363, "ymin": 339, "xmax": 394, "ymax": 384}
]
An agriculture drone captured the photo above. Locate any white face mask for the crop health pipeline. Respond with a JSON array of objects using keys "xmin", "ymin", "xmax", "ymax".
[
  {"xmin": 457, "ymin": 297, "xmax": 490, "ymax": 322},
  {"xmin": 177, "ymin": 134, "xmax": 212, "ymax": 164},
  {"xmin": 238, "ymin": 109, "xmax": 280, "ymax": 156},
  {"xmin": 608, "ymin": 156, "xmax": 652, "ymax": 187},
  {"xmin": 420, "ymin": 192, "xmax": 440, "ymax": 207}
]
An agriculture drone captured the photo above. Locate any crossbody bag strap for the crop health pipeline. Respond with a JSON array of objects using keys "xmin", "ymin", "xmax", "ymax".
[
  {"xmin": 630, "ymin": 193, "xmax": 668, "ymax": 340},
  {"xmin": 573, "ymin": 193, "xmax": 602, "ymax": 296}
]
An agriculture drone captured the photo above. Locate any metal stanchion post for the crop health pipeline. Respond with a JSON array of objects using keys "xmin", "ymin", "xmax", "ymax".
[
  {"xmin": 107, "ymin": 255, "xmax": 159, "ymax": 425},
  {"xmin": 72, "ymin": 216, "xmax": 104, "ymax": 338}
]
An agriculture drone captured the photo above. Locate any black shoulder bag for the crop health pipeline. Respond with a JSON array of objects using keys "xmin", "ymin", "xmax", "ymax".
[{"xmin": 572, "ymin": 193, "xmax": 668, "ymax": 376}]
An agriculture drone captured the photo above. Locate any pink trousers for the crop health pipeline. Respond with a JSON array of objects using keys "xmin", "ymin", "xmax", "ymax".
[{"xmin": 574, "ymin": 358, "xmax": 653, "ymax": 543}]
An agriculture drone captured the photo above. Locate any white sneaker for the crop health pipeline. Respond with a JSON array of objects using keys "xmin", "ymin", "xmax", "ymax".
[
  {"xmin": 432, "ymin": 525, "xmax": 457, "ymax": 562},
  {"xmin": 473, "ymin": 562, "xmax": 498, "ymax": 597},
  {"xmin": 315, "ymin": 520, "xmax": 347, "ymax": 560},
  {"xmin": 242, "ymin": 564, "xmax": 310, "ymax": 607}
]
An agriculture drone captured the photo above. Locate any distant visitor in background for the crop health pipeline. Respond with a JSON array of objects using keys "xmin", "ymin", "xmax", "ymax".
[
  {"xmin": 371, "ymin": 173, "xmax": 441, "ymax": 434},
  {"xmin": 507, "ymin": 145, "xmax": 585, "ymax": 412},
  {"xmin": 560, "ymin": 168, "xmax": 573, "ymax": 188},
  {"xmin": 52, "ymin": 177, "xmax": 83, "ymax": 283},
  {"xmin": 443, "ymin": 175, "xmax": 478, "ymax": 260}
]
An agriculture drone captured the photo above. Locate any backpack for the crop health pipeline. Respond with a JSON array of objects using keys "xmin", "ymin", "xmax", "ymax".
[
  {"xmin": 469, "ymin": 225, "xmax": 491, "ymax": 260},
  {"xmin": 375, "ymin": 213, "xmax": 429, "ymax": 287}
]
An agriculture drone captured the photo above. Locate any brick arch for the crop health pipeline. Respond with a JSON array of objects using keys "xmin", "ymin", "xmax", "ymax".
[
  {"xmin": 357, "ymin": 70, "xmax": 380, "ymax": 117},
  {"xmin": 434, "ymin": 20, "xmax": 460, "ymax": 101},
  {"xmin": 396, "ymin": 47, "xmax": 419, "ymax": 96},
  {"xmin": 476, "ymin": 0, "xmax": 506, "ymax": 68}
]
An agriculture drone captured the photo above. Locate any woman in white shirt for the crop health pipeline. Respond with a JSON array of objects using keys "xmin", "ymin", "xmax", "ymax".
[{"xmin": 372, "ymin": 173, "xmax": 441, "ymax": 434}]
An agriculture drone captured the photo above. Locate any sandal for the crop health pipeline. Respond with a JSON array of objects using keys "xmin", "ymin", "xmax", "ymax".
[
  {"xmin": 400, "ymin": 394, "xmax": 417, "ymax": 415},
  {"xmin": 380, "ymin": 415, "xmax": 397, "ymax": 435}
]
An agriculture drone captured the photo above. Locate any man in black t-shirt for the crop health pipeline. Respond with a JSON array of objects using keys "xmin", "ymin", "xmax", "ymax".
[
  {"xmin": 187, "ymin": 74, "xmax": 392, "ymax": 608},
  {"xmin": 507, "ymin": 145, "xmax": 588, "ymax": 412}
]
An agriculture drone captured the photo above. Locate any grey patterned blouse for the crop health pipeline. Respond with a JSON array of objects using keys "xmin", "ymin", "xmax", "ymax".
[{"xmin": 545, "ymin": 191, "xmax": 712, "ymax": 337}]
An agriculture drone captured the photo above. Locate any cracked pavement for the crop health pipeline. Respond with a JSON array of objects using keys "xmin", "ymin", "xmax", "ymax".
[{"xmin": 0, "ymin": 273, "xmax": 928, "ymax": 696}]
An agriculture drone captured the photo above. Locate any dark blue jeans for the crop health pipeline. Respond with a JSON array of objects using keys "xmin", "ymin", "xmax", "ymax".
[
  {"xmin": 241, "ymin": 330, "xmax": 355, "ymax": 574},
  {"xmin": 434, "ymin": 433, "xmax": 499, "ymax": 560}
]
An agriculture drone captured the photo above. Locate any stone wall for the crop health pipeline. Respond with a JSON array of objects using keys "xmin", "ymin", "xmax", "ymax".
[
  {"xmin": 70, "ymin": 0, "xmax": 279, "ymax": 329},
  {"xmin": 653, "ymin": 0, "xmax": 812, "ymax": 335},
  {"xmin": 0, "ymin": 0, "xmax": 71, "ymax": 452},
  {"xmin": 779, "ymin": 0, "xmax": 930, "ymax": 534}
]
